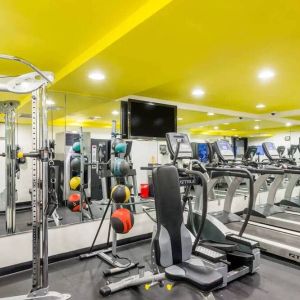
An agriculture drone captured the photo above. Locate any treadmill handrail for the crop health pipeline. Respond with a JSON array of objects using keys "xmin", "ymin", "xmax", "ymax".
[{"xmin": 205, "ymin": 166, "xmax": 254, "ymax": 237}]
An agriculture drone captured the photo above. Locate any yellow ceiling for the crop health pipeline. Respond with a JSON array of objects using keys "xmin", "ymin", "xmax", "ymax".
[{"xmin": 1, "ymin": 0, "xmax": 300, "ymax": 136}]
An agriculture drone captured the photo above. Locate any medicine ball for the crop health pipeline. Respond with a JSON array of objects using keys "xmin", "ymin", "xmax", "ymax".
[
  {"xmin": 114, "ymin": 143, "xmax": 127, "ymax": 154},
  {"xmin": 67, "ymin": 192, "xmax": 86, "ymax": 212},
  {"xmin": 112, "ymin": 158, "xmax": 130, "ymax": 177},
  {"xmin": 111, "ymin": 208, "xmax": 134, "ymax": 234},
  {"xmin": 70, "ymin": 176, "xmax": 81, "ymax": 190},
  {"xmin": 72, "ymin": 141, "xmax": 81, "ymax": 153},
  {"xmin": 111, "ymin": 138, "xmax": 122, "ymax": 151},
  {"xmin": 70, "ymin": 157, "xmax": 81, "ymax": 173},
  {"xmin": 111, "ymin": 185, "xmax": 130, "ymax": 203}
]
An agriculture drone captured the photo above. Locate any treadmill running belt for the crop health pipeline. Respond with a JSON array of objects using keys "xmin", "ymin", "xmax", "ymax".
[{"xmin": 227, "ymin": 222, "xmax": 300, "ymax": 249}]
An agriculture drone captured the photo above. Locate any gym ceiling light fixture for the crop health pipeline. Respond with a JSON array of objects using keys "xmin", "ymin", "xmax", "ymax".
[
  {"xmin": 46, "ymin": 99, "xmax": 55, "ymax": 106},
  {"xmin": 192, "ymin": 88, "xmax": 205, "ymax": 97},
  {"xmin": 213, "ymin": 126, "xmax": 219, "ymax": 130},
  {"xmin": 223, "ymin": 122, "xmax": 230, "ymax": 125},
  {"xmin": 112, "ymin": 110, "xmax": 119, "ymax": 115},
  {"xmin": 177, "ymin": 117, "xmax": 183, "ymax": 121},
  {"xmin": 258, "ymin": 68, "xmax": 276, "ymax": 81},
  {"xmin": 255, "ymin": 119, "xmax": 261, "ymax": 122},
  {"xmin": 286, "ymin": 122, "xmax": 292, "ymax": 127},
  {"xmin": 207, "ymin": 112, "xmax": 215, "ymax": 116},
  {"xmin": 254, "ymin": 125, "xmax": 260, "ymax": 130},
  {"xmin": 256, "ymin": 103, "xmax": 266, "ymax": 109},
  {"xmin": 88, "ymin": 71, "xmax": 106, "ymax": 81}
]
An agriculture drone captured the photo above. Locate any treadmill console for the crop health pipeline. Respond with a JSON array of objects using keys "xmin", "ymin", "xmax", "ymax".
[
  {"xmin": 166, "ymin": 132, "xmax": 193, "ymax": 159},
  {"xmin": 288, "ymin": 145, "xmax": 298, "ymax": 158},
  {"xmin": 213, "ymin": 140, "xmax": 235, "ymax": 162},
  {"xmin": 244, "ymin": 146, "xmax": 258, "ymax": 161},
  {"xmin": 262, "ymin": 142, "xmax": 280, "ymax": 160}
]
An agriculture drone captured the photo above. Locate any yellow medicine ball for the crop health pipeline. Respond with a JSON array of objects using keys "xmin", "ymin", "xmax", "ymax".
[{"xmin": 111, "ymin": 185, "xmax": 130, "ymax": 203}]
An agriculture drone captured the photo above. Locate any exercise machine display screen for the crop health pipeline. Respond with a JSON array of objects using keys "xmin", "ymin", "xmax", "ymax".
[
  {"xmin": 198, "ymin": 143, "xmax": 209, "ymax": 163},
  {"xmin": 166, "ymin": 132, "xmax": 193, "ymax": 159},
  {"xmin": 217, "ymin": 140, "xmax": 235, "ymax": 158},
  {"xmin": 256, "ymin": 145, "xmax": 264, "ymax": 156}
]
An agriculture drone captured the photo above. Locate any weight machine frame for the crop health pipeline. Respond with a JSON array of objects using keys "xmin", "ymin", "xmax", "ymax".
[
  {"xmin": 0, "ymin": 54, "xmax": 70, "ymax": 300},
  {"xmin": 0, "ymin": 100, "xmax": 19, "ymax": 234}
]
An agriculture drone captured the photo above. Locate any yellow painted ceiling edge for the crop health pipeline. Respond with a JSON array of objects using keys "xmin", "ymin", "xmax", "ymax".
[
  {"xmin": 16, "ymin": 0, "xmax": 173, "ymax": 109},
  {"xmin": 55, "ymin": 0, "xmax": 173, "ymax": 83}
]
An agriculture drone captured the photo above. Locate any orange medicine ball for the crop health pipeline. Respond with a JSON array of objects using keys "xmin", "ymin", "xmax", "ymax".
[{"xmin": 110, "ymin": 208, "xmax": 134, "ymax": 234}]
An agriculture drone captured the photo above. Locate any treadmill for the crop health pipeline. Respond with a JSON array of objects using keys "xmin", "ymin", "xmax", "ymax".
[
  {"xmin": 242, "ymin": 141, "xmax": 300, "ymax": 231},
  {"xmin": 212, "ymin": 140, "xmax": 300, "ymax": 263}
]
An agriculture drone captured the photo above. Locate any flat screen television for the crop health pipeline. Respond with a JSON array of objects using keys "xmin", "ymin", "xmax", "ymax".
[{"xmin": 128, "ymin": 99, "xmax": 177, "ymax": 138}]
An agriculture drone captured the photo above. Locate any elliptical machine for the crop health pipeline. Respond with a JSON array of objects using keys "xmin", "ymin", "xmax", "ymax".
[{"xmin": 166, "ymin": 133, "xmax": 260, "ymax": 286}]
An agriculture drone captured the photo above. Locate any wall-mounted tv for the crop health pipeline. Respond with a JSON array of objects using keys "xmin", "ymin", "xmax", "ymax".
[{"xmin": 127, "ymin": 99, "xmax": 177, "ymax": 139}]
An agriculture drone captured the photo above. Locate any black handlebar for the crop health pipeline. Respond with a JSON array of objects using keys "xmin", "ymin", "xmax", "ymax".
[{"xmin": 177, "ymin": 168, "xmax": 208, "ymax": 252}]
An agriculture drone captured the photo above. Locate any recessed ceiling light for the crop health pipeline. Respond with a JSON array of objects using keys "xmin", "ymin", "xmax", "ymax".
[
  {"xmin": 112, "ymin": 110, "xmax": 119, "ymax": 115},
  {"xmin": 254, "ymin": 119, "xmax": 261, "ymax": 122},
  {"xmin": 177, "ymin": 117, "xmax": 183, "ymax": 121},
  {"xmin": 192, "ymin": 88, "xmax": 205, "ymax": 97},
  {"xmin": 89, "ymin": 116, "xmax": 102, "ymax": 121},
  {"xmin": 286, "ymin": 122, "xmax": 292, "ymax": 127},
  {"xmin": 223, "ymin": 122, "xmax": 230, "ymax": 125},
  {"xmin": 256, "ymin": 103, "xmax": 266, "ymax": 109},
  {"xmin": 46, "ymin": 99, "xmax": 55, "ymax": 106},
  {"xmin": 88, "ymin": 71, "xmax": 106, "ymax": 81},
  {"xmin": 254, "ymin": 125, "xmax": 260, "ymax": 130},
  {"xmin": 213, "ymin": 126, "xmax": 219, "ymax": 130},
  {"xmin": 258, "ymin": 68, "xmax": 276, "ymax": 81},
  {"xmin": 231, "ymin": 128, "xmax": 237, "ymax": 131},
  {"xmin": 207, "ymin": 112, "xmax": 215, "ymax": 116}
]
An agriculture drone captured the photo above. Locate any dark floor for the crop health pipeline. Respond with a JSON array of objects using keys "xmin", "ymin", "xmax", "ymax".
[{"xmin": 0, "ymin": 240, "xmax": 300, "ymax": 300}]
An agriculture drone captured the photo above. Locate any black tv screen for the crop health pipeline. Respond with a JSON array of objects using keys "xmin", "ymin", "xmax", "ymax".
[{"xmin": 128, "ymin": 99, "xmax": 177, "ymax": 138}]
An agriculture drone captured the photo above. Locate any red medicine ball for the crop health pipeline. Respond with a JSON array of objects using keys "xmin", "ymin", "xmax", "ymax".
[
  {"xmin": 111, "ymin": 208, "xmax": 134, "ymax": 234},
  {"xmin": 67, "ymin": 193, "xmax": 86, "ymax": 212}
]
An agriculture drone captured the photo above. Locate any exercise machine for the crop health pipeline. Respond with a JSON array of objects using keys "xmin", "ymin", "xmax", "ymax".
[
  {"xmin": 263, "ymin": 142, "xmax": 300, "ymax": 211},
  {"xmin": 166, "ymin": 133, "xmax": 260, "ymax": 286},
  {"xmin": 0, "ymin": 54, "xmax": 70, "ymax": 300},
  {"xmin": 210, "ymin": 139, "xmax": 300, "ymax": 263},
  {"xmin": 244, "ymin": 141, "xmax": 300, "ymax": 231},
  {"xmin": 99, "ymin": 164, "xmax": 223, "ymax": 298}
]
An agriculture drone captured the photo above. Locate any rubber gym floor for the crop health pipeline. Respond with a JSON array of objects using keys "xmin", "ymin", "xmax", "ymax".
[{"xmin": 0, "ymin": 240, "xmax": 300, "ymax": 300}]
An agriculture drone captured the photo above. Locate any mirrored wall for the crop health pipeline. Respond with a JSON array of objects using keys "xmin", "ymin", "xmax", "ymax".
[{"xmin": 0, "ymin": 92, "xmax": 162, "ymax": 237}]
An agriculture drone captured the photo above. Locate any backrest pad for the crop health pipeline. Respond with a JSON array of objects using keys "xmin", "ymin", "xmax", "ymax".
[{"xmin": 152, "ymin": 165, "xmax": 192, "ymax": 267}]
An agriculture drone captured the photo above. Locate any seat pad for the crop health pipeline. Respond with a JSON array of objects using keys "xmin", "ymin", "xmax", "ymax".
[{"xmin": 165, "ymin": 257, "xmax": 223, "ymax": 291}]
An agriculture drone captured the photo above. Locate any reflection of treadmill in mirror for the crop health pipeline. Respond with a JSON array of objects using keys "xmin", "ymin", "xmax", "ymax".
[
  {"xmin": 213, "ymin": 139, "xmax": 300, "ymax": 263},
  {"xmin": 264, "ymin": 142, "xmax": 300, "ymax": 212}
]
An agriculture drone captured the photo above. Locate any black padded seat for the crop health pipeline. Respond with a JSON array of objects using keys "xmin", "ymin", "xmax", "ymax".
[
  {"xmin": 165, "ymin": 258, "xmax": 223, "ymax": 291},
  {"xmin": 152, "ymin": 165, "xmax": 223, "ymax": 292}
]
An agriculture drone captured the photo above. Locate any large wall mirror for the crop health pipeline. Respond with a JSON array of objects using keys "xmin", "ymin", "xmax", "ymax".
[{"xmin": 0, "ymin": 93, "xmax": 168, "ymax": 237}]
